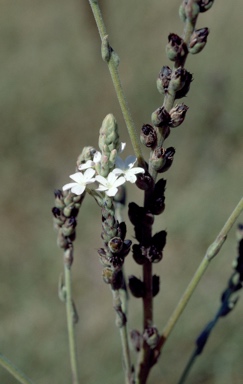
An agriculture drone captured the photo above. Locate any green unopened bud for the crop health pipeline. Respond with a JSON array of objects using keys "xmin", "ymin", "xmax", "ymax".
[
  {"xmin": 62, "ymin": 217, "xmax": 77, "ymax": 237},
  {"xmin": 199, "ymin": 0, "xmax": 214, "ymax": 13},
  {"xmin": 166, "ymin": 33, "xmax": 187, "ymax": 62},
  {"xmin": 170, "ymin": 68, "xmax": 193, "ymax": 99},
  {"xmin": 179, "ymin": 3, "xmax": 187, "ymax": 22},
  {"xmin": 157, "ymin": 66, "xmax": 172, "ymax": 94},
  {"xmin": 150, "ymin": 147, "xmax": 166, "ymax": 172},
  {"xmin": 185, "ymin": 1, "xmax": 200, "ymax": 22},
  {"xmin": 63, "ymin": 204, "xmax": 75, "ymax": 218},
  {"xmin": 169, "ymin": 103, "xmax": 189, "ymax": 127},
  {"xmin": 140, "ymin": 124, "xmax": 157, "ymax": 148},
  {"xmin": 99, "ymin": 114, "xmax": 120, "ymax": 153},
  {"xmin": 151, "ymin": 107, "xmax": 171, "ymax": 128},
  {"xmin": 189, "ymin": 28, "xmax": 209, "ymax": 54},
  {"xmin": 111, "ymin": 50, "xmax": 120, "ymax": 68},
  {"xmin": 54, "ymin": 190, "xmax": 65, "ymax": 209}
]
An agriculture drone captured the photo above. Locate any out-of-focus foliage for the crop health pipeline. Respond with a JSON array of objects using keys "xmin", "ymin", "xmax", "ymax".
[{"xmin": 0, "ymin": 1, "xmax": 242, "ymax": 383}]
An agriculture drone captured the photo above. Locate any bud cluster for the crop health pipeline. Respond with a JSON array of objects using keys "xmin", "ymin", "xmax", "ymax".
[{"xmin": 52, "ymin": 189, "xmax": 84, "ymax": 266}]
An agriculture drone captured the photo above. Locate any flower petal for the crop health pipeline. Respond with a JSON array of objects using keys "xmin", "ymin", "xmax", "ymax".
[
  {"xmin": 71, "ymin": 184, "xmax": 85, "ymax": 195},
  {"xmin": 124, "ymin": 155, "xmax": 137, "ymax": 169},
  {"xmin": 83, "ymin": 168, "xmax": 96, "ymax": 180},
  {"xmin": 106, "ymin": 187, "xmax": 118, "ymax": 197},
  {"xmin": 78, "ymin": 160, "xmax": 94, "ymax": 170},
  {"xmin": 95, "ymin": 175, "xmax": 108, "ymax": 186},
  {"xmin": 69, "ymin": 172, "xmax": 84, "ymax": 183},
  {"xmin": 63, "ymin": 182, "xmax": 78, "ymax": 191},
  {"xmin": 113, "ymin": 176, "xmax": 126, "ymax": 188}
]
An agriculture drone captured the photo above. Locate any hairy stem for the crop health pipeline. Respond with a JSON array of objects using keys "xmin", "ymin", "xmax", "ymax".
[
  {"xmin": 156, "ymin": 196, "xmax": 243, "ymax": 351},
  {"xmin": 0, "ymin": 353, "xmax": 34, "ymax": 384},
  {"xmin": 88, "ymin": 0, "xmax": 145, "ymax": 167},
  {"xmin": 64, "ymin": 248, "xmax": 80, "ymax": 384}
]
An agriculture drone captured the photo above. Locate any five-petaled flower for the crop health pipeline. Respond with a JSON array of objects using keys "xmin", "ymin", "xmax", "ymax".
[
  {"xmin": 112, "ymin": 155, "xmax": 145, "ymax": 183},
  {"xmin": 95, "ymin": 172, "xmax": 126, "ymax": 197},
  {"xmin": 63, "ymin": 168, "xmax": 96, "ymax": 195}
]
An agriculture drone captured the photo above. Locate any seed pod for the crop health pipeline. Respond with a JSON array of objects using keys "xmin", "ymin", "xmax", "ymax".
[
  {"xmin": 108, "ymin": 237, "xmax": 123, "ymax": 254},
  {"xmin": 169, "ymin": 103, "xmax": 189, "ymax": 127},
  {"xmin": 143, "ymin": 326, "xmax": 159, "ymax": 349},
  {"xmin": 140, "ymin": 124, "xmax": 157, "ymax": 148},
  {"xmin": 199, "ymin": 0, "xmax": 214, "ymax": 13},
  {"xmin": 151, "ymin": 106, "xmax": 171, "ymax": 128},
  {"xmin": 157, "ymin": 147, "xmax": 175, "ymax": 173},
  {"xmin": 157, "ymin": 66, "xmax": 172, "ymax": 94},
  {"xmin": 132, "ymin": 244, "xmax": 146, "ymax": 265},
  {"xmin": 129, "ymin": 276, "xmax": 145, "ymax": 298},
  {"xmin": 189, "ymin": 28, "xmax": 209, "ymax": 54},
  {"xmin": 166, "ymin": 33, "xmax": 187, "ymax": 62}
]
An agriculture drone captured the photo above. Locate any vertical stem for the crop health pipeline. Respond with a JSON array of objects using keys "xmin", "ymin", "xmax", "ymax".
[
  {"xmin": 0, "ymin": 353, "xmax": 34, "ymax": 384},
  {"xmin": 88, "ymin": 0, "xmax": 145, "ymax": 167},
  {"xmin": 64, "ymin": 248, "xmax": 80, "ymax": 384}
]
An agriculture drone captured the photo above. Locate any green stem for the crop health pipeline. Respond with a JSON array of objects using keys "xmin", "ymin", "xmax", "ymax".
[
  {"xmin": 111, "ymin": 289, "xmax": 132, "ymax": 384},
  {"xmin": 64, "ymin": 248, "xmax": 80, "ymax": 384},
  {"xmin": 0, "ymin": 353, "xmax": 34, "ymax": 384},
  {"xmin": 88, "ymin": 0, "xmax": 144, "ymax": 167},
  {"xmin": 156, "ymin": 196, "xmax": 243, "ymax": 352}
]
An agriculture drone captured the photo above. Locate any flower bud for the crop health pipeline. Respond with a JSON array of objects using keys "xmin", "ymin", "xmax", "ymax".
[
  {"xmin": 151, "ymin": 106, "xmax": 171, "ymax": 128},
  {"xmin": 62, "ymin": 217, "xmax": 77, "ymax": 237},
  {"xmin": 136, "ymin": 169, "xmax": 154, "ymax": 191},
  {"xmin": 143, "ymin": 326, "xmax": 159, "ymax": 349},
  {"xmin": 128, "ymin": 275, "xmax": 145, "ymax": 298},
  {"xmin": 132, "ymin": 244, "xmax": 146, "ymax": 265},
  {"xmin": 150, "ymin": 147, "xmax": 166, "ymax": 172},
  {"xmin": 108, "ymin": 237, "xmax": 123, "ymax": 254},
  {"xmin": 189, "ymin": 28, "xmax": 209, "ymax": 54},
  {"xmin": 76, "ymin": 146, "xmax": 96, "ymax": 168},
  {"xmin": 185, "ymin": 1, "xmax": 200, "ymax": 22},
  {"xmin": 157, "ymin": 147, "xmax": 175, "ymax": 173},
  {"xmin": 148, "ymin": 178, "xmax": 166, "ymax": 215},
  {"xmin": 169, "ymin": 103, "xmax": 189, "ymax": 127},
  {"xmin": 199, "ymin": 0, "xmax": 214, "ymax": 13},
  {"xmin": 156, "ymin": 66, "xmax": 172, "ymax": 94},
  {"xmin": 99, "ymin": 114, "xmax": 120, "ymax": 153},
  {"xmin": 140, "ymin": 124, "xmax": 157, "ymax": 148},
  {"xmin": 152, "ymin": 275, "xmax": 160, "ymax": 297},
  {"xmin": 179, "ymin": 3, "xmax": 187, "ymax": 22},
  {"xmin": 54, "ymin": 189, "xmax": 65, "ymax": 209},
  {"xmin": 166, "ymin": 33, "xmax": 187, "ymax": 62}
]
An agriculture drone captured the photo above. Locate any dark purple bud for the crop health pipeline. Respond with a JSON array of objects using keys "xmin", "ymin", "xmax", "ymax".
[
  {"xmin": 169, "ymin": 103, "xmax": 189, "ymax": 127},
  {"xmin": 54, "ymin": 189, "xmax": 65, "ymax": 209},
  {"xmin": 136, "ymin": 169, "xmax": 154, "ymax": 191},
  {"xmin": 52, "ymin": 207, "xmax": 61, "ymax": 218},
  {"xmin": 152, "ymin": 230, "xmax": 167, "ymax": 252},
  {"xmin": 132, "ymin": 244, "xmax": 146, "ymax": 265},
  {"xmin": 157, "ymin": 147, "xmax": 175, "ymax": 173},
  {"xmin": 199, "ymin": 0, "xmax": 214, "ymax": 13},
  {"xmin": 117, "ymin": 222, "xmax": 127, "ymax": 241},
  {"xmin": 140, "ymin": 124, "xmax": 157, "ymax": 148},
  {"xmin": 152, "ymin": 275, "xmax": 160, "ymax": 297},
  {"xmin": 151, "ymin": 106, "xmax": 171, "ymax": 128},
  {"xmin": 128, "ymin": 276, "xmax": 145, "ymax": 298},
  {"xmin": 166, "ymin": 33, "xmax": 187, "ymax": 61},
  {"xmin": 147, "ymin": 245, "xmax": 163, "ymax": 263}
]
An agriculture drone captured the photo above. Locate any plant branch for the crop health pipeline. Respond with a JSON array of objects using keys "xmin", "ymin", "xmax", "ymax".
[
  {"xmin": 156, "ymin": 196, "xmax": 243, "ymax": 352},
  {"xmin": 0, "ymin": 353, "xmax": 34, "ymax": 384},
  {"xmin": 64, "ymin": 247, "xmax": 80, "ymax": 384},
  {"xmin": 88, "ymin": 0, "xmax": 145, "ymax": 167}
]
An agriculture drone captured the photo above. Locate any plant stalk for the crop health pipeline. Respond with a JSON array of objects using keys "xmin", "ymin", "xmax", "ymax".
[
  {"xmin": 0, "ymin": 353, "xmax": 34, "ymax": 384},
  {"xmin": 156, "ymin": 196, "xmax": 243, "ymax": 352}
]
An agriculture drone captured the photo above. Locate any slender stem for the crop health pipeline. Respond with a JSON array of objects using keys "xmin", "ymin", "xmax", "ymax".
[
  {"xmin": 88, "ymin": 0, "xmax": 145, "ymax": 167},
  {"xmin": 156, "ymin": 197, "xmax": 243, "ymax": 351},
  {"xmin": 0, "ymin": 353, "xmax": 34, "ymax": 384},
  {"xmin": 64, "ymin": 248, "xmax": 80, "ymax": 384},
  {"xmin": 111, "ymin": 289, "xmax": 132, "ymax": 384}
]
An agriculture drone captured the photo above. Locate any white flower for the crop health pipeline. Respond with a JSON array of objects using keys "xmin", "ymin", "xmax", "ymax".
[
  {"xmin": 112, "ymin": 155, "xmax": 145, "ymax": 183},
  {"xmin": 95, "ymin": 172, "xmax": 126, "ymax": 197},
  {"xmin": 78, "ymin": 151, "xmax": 102, "ymax": 171},
  {"xmin": 63, "ymin": 168, "xmax": 96, "ymax": 195}
]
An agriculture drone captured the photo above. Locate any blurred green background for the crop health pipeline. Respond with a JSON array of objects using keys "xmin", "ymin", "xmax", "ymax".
[{"xmin": 0, "ymin": 1, "xmax": 242, "ymax": 383}]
